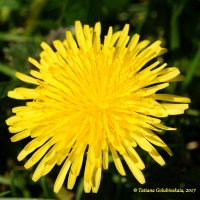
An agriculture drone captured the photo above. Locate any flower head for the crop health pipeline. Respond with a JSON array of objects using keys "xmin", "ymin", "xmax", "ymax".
[{"xmin": 6, "ymin": 21, "xmax": 190, "ymax": 193}]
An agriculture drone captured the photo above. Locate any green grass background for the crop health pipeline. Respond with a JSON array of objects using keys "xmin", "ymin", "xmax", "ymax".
[{"xmin": 0, "ymin": 0, "xmax": 199, "ymax": 199}]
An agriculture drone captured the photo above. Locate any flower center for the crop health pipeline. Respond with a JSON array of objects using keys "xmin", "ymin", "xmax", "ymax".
[{"xmin": 95, "ymin": 101, "xmax": 109, "ymax": 110}]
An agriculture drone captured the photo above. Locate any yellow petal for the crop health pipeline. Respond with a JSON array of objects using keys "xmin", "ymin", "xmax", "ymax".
[
  {"xmin": 162, "ymin": 146, "xmax": 173, "ymax": 156},
  {"xmin": 123, "ymin": 153, "xmax": 145, "ymax": 184},
  {"xmin": 66, "ymin": 31, "xmax": 78, "ymax": 53},
  {"xmin": 10, "ymin": 129, "xmax": 30, "ymax": 142},
  {"xmin": 32, "ymin": 162, "xmax": 45, "ymax": 182},
  {"xmin": 92, "ymin": 167, "xmax": 102, "ymax": 193},
  {"xmin": 28, "ymin": 57, "xmax": 43, "ymax": 69},
  {"xmin": 75, "ymin": 21, "xmax": 86, "ymax": 51},
  {"xmin": 149, "ymin": 148, "xmax": 165, "ymax": 166},
  {"xmin": 102, "ymin": 145, "xmax": 109, "ymax": 170},
  {"xmin": 157, "ymin": 68, "xmax": 180, "ymax": 82},
  {"xmin": 6, "ymin": 116, "xmax": 21, "ymax": 126},
  {"xmin": 24, "ymin": 142, "xmax": 50, "ymax": 169},
  {"xmin": 154, "ymin": 94, "xmax": 191, "ymax": 103},
  {"xmin": 142, "ymin": 83, "xmax": 169, "ymax": 97},
  {"xmin": 8, "ymin": 88, "xmax": 39, "ymax": 99},
  {"xmin": 41, "ymin": 161, "xmax": 56, "ymax": 176},
  {"xmin": 30, "ymin": 70, "xmax": 43, "ymax": 79},
  {"xmin": 17, "ymin": 136, "xmax": 49, "ymax": 161},
  {"xmin": 116, "ymin": 24, "xmax": 129, "ymax": 47},
  {"xmin": 93, "ymin": 22, "xmax": 101, "ymax": 51},
  {"xmin": 54, "ymin": 159, "xmax": 72, "ymax": 193},
  {"xmin": 127, "ymin": 34, "xmax": 140, "ymax": 51},
  {"xmin": 67, "ymin": 172, "xmax": 77, "ymax": 190},
  {"xmin": 123, "ymin": 140, "xmax": 145, "ymax": 170},
  {"xmin": 84, "ymin": 180, "xmax": 92, "ymax": 193},
  {"xmin": 16, "ymin": 72, "xmax": 39, "ymax": 85},
  {"xmin": 162, "ymin": 103, "xmax": 189, "ymax": 115},
  {"xmin": 109, "ymin": 143, "xmax": 126, "ymax": 176},
  {"xmin": 132, "ymin": 135, "xmax": 154, "ymax": 152}
]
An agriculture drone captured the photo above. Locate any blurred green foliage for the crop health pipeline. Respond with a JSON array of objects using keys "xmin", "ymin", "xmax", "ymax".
[{"xmin": 0, "ymin": 0, "xmax": 199, "ymax": 199}]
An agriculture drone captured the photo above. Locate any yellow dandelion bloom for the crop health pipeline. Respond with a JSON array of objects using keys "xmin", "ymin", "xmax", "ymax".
[{"xmin": 6, "ymin": 21, "xmax": 190, "ymax": 193}]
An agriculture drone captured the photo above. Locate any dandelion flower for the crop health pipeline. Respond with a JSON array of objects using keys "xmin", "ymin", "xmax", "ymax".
[{"xmin": 6, "ymin": 21, "xmax": 190, "ymax": 193}]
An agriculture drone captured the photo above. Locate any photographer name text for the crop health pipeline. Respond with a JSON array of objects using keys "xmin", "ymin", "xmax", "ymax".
[{"xmin": 133, "ymin": 188, "xmax": 196, "ymax": 193}]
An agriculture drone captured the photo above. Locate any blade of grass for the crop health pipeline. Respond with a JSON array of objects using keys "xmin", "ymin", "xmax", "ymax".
[
  {"xmin": 0, "ymin": 32, "xmax": 40, "ymax": 43},
  {"xmin": 169, "ymin": 0, "xmax": 187, "ymax": 51},
  {"xmin": 181, "ymin": 47, "xmax": 200, "ymax": 92},
  {"xmin": 25, "ymin": 0, "xmax": 47, "ymax": 35},
  {"xmin": 47, "ymin": 177, "xmax": 72, "ymax": 200},
  {"xmin": 0, "ymin": 63, "xmax": 16, "ymax": 79},
  {"xmin": 75, "ymin": 177, "xmax": 84, "ymax": 200},
  {"xmin": 40, "ymin": 177, "xmax": 53, "ymax": 198},
  {"xmin": 0, "ymin": 175, "xmax": 10, "ymax": 185},
  {"xmin": 0, "ymin": 191, "xmax": 11, "ymax": 197}
]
